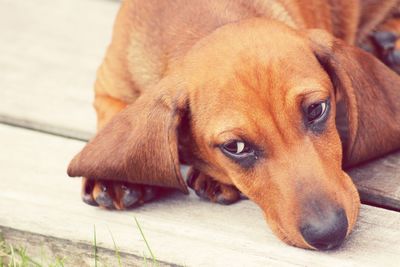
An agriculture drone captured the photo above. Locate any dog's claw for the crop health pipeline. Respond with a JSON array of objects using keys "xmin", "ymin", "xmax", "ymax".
[
  {"xmin": 121, "ymin": 184, "xmax": 142, "ymax": 208},
  {"xmin": 216, "ymin": 194, "xmax": 233, "ymax": 205},
  {"xmin": 95, "ymin": 191, "xmax": 114, "ymax": 209},
  {"xmin": 186, "ymin": 168, "xmax": 200, "ymax": 188},
  {"xmin": 195, "ymin": 179, "xmax": 208, "ymax": 199},
  {"xmin": 82, "ymin": 193, "xmax": 99, "ymax": 206},
  {"xmin": 82, "ymin": 178, "xmax": 160, "ymax": 210},
  {"xmin": 94, "ymin": 181, "xmax": 114, "ymax": 208},
  {"xmin": 372, "ymin": 31, "xmax": 397, "ymax": 51},
  {"xmin": 142, "ymin": 185, "xmax": 158, "ymax": 202},
  {"xmin": 370, "ymin": 31, "xmax": 400, "ymax": 73},
  {"xmin": 387, "ymin": 49, "xmax": 400, "ymax": 66},
  {"xmin": 186, "ymin": 168, "xmax": 241, "ymax": 205},
  {"xmin": 81, "ymin": 178, "xmax": 99, "ymax": 206}
]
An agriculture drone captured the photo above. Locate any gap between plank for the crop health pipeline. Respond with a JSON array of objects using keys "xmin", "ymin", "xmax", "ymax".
[{"xmin": 0, "ymin": 114, "xmax": 92, "ymax": 142}]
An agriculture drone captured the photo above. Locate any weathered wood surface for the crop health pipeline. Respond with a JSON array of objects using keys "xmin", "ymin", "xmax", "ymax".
[
  {"xmin": 0, "ymin": 0, "xmax": 118, "ymax": 139},
  {"xmin": 0, "ymin": 0, "xmax": 399, "ymax": 211},
  {"xmin": 1, "ymin": 124, "xmax": 400, "ymax": 267},
  {"xmin": 0, "ymin": 226, "xmax": 172, "ymax": 267},
  {"xmin": 349, "ymin": 151, "xmax": 400, "ymax": 211}
]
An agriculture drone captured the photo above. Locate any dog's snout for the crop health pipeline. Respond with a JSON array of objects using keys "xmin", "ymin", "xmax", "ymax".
[{"xmin": 300, "ymin": 208, "xmax": 348, "ymax": 250}]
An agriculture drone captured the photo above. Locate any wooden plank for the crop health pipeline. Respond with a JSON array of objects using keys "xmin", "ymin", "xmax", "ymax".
[
  {"xmin": 0, "ymin": 0, "xmax": 399, "ymax": 213},
  {"xmin": 1, "ymin": 0, "xmax": 400, "ymax": 211},
  {"xmin": 349, "ymin": 151, "xmax": 400, "ymax": 211},
  {"xmin": 0, "ymin": 226, "xmax": 172, "ymax": 267},
  {"xmin": 1, "ymin": 124, "xmax": 400, "ymax": 266},
  {"xmin": 0, "ymin": 0, "xmax": 120, "ymax": 138}
]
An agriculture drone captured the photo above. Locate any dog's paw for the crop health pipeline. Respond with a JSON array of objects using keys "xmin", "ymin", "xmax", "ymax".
[
  {"xmin": 81, "ymin": 178, "xmax": 159, "ymax": 209},
  {"xmin": 186, "ymin": 168, "xmax": 241, "ymax": 205},
  {"xmin": 370, "ymin": 31, "xmax": 400, "ymax": 73}
]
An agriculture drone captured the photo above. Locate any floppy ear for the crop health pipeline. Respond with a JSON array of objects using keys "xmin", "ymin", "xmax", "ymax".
[
  {"xmin": 67, "ymin": 81, "xmax": 189, "ymax": 194},
  {"xmin": 307, "ymin": 29, "xmax": 400, "ymax": 167}
]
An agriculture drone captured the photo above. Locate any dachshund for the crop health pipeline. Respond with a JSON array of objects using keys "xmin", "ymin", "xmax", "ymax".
[{"xmin": 67, "ymin": 0, "xmax": 400, "ymax": 250}]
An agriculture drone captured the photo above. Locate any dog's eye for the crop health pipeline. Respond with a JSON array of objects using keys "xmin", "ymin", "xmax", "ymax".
[
  {"xmin": 306, "ymin": 100, "xmax": 329, "ymax": 123},
  {"xmin": 219, "ymin": 140, "xmax": 259, "ymax": 168},
  {"xmin": 222, "ymin": 140, "xmax": 251, "ymax": 155}
]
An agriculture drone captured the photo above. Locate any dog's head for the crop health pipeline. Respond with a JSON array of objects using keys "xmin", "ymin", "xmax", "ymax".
[{"xmin": 68, "ymin": 19, "xmax": 400, "ymax": 249}]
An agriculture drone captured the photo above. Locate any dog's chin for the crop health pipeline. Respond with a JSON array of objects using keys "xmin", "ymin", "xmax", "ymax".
[
  {"xmin": 262, "ymin": 212, "xmax": 313, "ymax": 250},
  {"xmin": 261, "ymin": 176, "xmax": 360, "ymax": 250}
]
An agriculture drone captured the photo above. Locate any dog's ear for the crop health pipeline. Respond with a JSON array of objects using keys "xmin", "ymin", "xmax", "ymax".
[
  {"xmin": 307, "ymin": 29, "xmax": 400, "ymax": 167},
  {"xmin": 67, "ymin": 79, "xmax": 189, "ymax": 193}
]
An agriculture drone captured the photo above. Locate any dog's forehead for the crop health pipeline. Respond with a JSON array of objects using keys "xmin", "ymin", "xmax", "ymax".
[
  {"xmin": 183, "ymin": 19, "xmax": 332, "ymax": 137},
  {"xmin": 186, "ymin": 32, "xmax": 330, "ymax": 105},
  {"xmin": 184, "ymin": 19, "xmax": 312, "ymax": 66},
  {"xmin": 183, "ymin": 19, "xmax": 329, "ymax": 95}
]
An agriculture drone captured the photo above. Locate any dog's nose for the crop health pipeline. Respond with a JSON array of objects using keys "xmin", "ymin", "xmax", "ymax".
[{"xmin": 300, "ymin": 208, "xmax": 348, "ymax": 250}]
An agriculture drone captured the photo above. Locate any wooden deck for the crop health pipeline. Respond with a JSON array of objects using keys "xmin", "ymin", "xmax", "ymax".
[{"xmin": 1, "ymin": 0, "xmax": 400, "ymax": 266}]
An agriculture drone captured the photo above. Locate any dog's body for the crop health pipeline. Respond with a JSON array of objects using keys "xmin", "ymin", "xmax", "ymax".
[
  {"xmin": 94, "ymin": 0, "xmax": 398, "ymax": 108},
  {"xmin": 68, "ymin": 0, "xmax": 400, "ymax": 250}
]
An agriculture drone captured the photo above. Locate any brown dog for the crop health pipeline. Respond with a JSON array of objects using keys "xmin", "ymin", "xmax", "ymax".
[{"xmin": 68, "ymin": 0, "xmax": 400, "ymax": 250}]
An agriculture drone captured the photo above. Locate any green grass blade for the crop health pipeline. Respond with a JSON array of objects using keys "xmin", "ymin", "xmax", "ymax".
[
  {"xmin": 16, "ymin": 247, "xmax": 41, "ymax": 267},
  {"xmin": 55, "ymin": 256, "xmax": 66, "ymax": 267},
  {"xmin": 107, "ymin": 227, "xmax": 122, "ymax": 267},
  {"xmin": 134, "ymin": 217, "xmax": 157, "ymax": 266},
  {"xmin": 9, "ymin": 244, "xmax": 16, "ymax": 267},
  {"xmin": 93, "ymin": 225, "xmax": 98, "ymax": 267},
  {"xmin": 143, "ymin": 252, "xmax": 148, "ymax": 267},
  {"xmin": 0, "ymin": 238, "xmax": 65, "ymax": 267}
]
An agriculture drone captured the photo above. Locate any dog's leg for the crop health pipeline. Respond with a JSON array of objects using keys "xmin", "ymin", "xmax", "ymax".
[
  {"xmin": 186, "ymin": 168, "xmax": 241, "ymax": 205},
  {"xmin": 363, "ymin": 16, "xmax": 400, "ymax": 73},
  {"xmin": 81, "ymin": 94, "xmax": 162, "ymax": 210}
]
